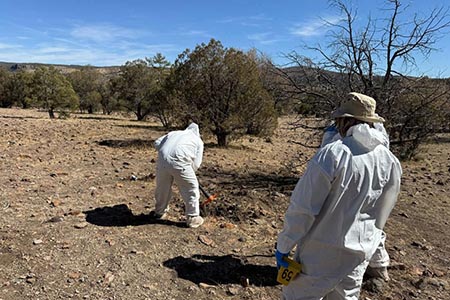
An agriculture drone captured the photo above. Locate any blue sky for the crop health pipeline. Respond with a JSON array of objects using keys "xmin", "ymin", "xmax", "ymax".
[{"xmin": 1, "ymin": 0, "xmax": 449, "ymax": 77}]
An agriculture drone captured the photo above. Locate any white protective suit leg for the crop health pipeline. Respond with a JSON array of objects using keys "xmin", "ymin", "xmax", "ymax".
[
  {"xmin": 323, "ymin": 260, "xmax": 370, "ymax": 300},
  {"xmin": 171, "ymin": 166, "xmax": 200, "ymax": 217},
  {"xmin": 154, "ymin": 162, "xmax": 174, "ymax": 215},
  {"xmin": 368, "ymin": 231, "xmax": 390, "ymax": 268}
]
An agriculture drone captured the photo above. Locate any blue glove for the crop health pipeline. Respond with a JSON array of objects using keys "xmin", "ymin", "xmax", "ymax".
[
  {"xmin": 275, "ymin": 250, "xmax": 289, "ymax": 269},
  {"xmin": 324, "ymin": 123, "xmax": 338, "ymax": 133}
]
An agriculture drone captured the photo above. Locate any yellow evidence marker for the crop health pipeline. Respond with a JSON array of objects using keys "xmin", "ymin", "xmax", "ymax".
[{"xmin": 277, "ymin": 257, "xmax": 302, "ymax": 286}]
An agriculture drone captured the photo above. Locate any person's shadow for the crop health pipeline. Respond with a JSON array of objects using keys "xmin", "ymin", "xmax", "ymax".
[
  {"xmin": 163, "ymin": 254, "xmax": 279, "ymax": 286},
  {"xmin": 84, "ymin": 204, "xmax": 185, "ymax": 227}
]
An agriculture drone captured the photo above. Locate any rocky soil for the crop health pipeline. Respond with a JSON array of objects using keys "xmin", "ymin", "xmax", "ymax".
[{"xmin": 0, "ymin": 108, "xmax": 449, "ymax": 300}]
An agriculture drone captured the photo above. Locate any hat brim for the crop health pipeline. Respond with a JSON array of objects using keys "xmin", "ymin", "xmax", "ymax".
[{"xmin": 331, "ymin": 110, "xmax": 385, "ymax": 123}]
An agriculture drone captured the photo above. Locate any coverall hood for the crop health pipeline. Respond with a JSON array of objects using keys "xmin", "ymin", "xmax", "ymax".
[
  {"xmin": 186, "ymin": 123, "xmax": 200, "ymax": 138},
  {"xmin": 347, "ymin": 123, "xmax": 389, "ymax": 151},
  {"xmin": 321, "ymin": 122, "xmax": 390, "ymax": 150}
]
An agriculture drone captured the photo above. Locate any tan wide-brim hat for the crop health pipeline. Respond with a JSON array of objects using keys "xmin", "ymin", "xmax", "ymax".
[{"xmin": 331, "ymin": 92, "xmax": 385, "ymax": 123}]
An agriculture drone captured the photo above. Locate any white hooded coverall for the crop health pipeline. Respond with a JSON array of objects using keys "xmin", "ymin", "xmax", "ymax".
[
  {"xmin": 277, "ymin": 124, "xmax": 402, "ymax": 300},
  {"xmin": 154, "ymin": 123, "xmax": 204, "ymax": 217},
  {"xmin": 321, "ymin": 123, "xmax": 392, "ymax": 270}
]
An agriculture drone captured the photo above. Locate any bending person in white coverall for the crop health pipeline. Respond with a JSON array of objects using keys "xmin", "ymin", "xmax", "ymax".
[
  {"xmin": 276, "ymin": 92, "xmax": 402, "ymax": 300},
  {"xmin": 151, "ymin": 123, "xmax": 204, "ymax": 228}
]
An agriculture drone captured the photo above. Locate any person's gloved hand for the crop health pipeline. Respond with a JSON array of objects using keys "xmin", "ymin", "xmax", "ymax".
[
  {"xmin": 324, "ymin": 123, "xmax": 338, "ymax": 133},
  {"xmin": 321, "ymin": 123, "xmax": 339, "ymax": 148},
  {"xmin": 275, "ymin": 250, "xmax": 289, "ymax": 269}
]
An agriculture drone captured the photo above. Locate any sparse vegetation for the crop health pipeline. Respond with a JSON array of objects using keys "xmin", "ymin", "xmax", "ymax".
[
  {"xmin": 30, "ymin": 66, "xmax": 79, "ymax": 118},
  {"xmin": 0, "ymin": 1, "xmax": 449, "ymax": 151},
  {"xmin": 171, "ymin": 39, "xmax": 277, "ymax": 146}
]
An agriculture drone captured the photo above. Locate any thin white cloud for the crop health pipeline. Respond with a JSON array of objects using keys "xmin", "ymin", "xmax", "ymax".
[
  {"xmin": 247, "ymin": 32, "xmax": 279, "ymax": 45},
  {"xmin": 249, "ymin": 14, "xmax": 273, "ymax": 22},
  {"xmin": 38, "ymin": 46, "xmax": 71, "ymax": 54},
  {"xmin": 290, "ymin": 15, "xmax": 341, "ymax": 37},
  {"xmin": 0, "ymin": 38, "xmax": 180, "ymax": 66},
  {"xmin": 217, "ymin": 14, "xmax": 271, "ymax": 27},
  {"xmin": 71, "ymin": 24, "xmax": 139, "ymax": 43},
  {"xmin": 184, "ymin": 30, "xmax": 211, "ymax": 37}
]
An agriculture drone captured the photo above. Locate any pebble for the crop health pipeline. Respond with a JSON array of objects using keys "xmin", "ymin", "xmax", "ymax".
[
  {"xmin": 33, "ymin": 239, "xmax": 43, "ymax": 245},
  {"xmin": 74, "ymin": 222, "xmax": 88, "ymax": 229}
]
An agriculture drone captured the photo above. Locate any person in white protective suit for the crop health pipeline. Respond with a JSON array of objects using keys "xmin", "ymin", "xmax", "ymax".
[
  {"xmin": 321, "ymin": 118, "xmax": 392, "ymax": 282},
  {"xmin": 276, "ymin": 92, "xmax": 402, "ymax": 300},
  {"xmin": 151, "ymin": 123, "xmax": 205, "ymax": 228}
]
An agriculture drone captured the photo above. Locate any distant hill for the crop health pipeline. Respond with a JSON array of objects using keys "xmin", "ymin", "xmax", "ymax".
[{"xmin": 0, "ymin": 61, "xmax": 120, "ymax": 76}]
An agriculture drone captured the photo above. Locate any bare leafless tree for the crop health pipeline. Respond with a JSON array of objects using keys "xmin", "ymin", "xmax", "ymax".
[{"xmin": 279, "ymin": 0, "xmax": 450, "ymax": 158}]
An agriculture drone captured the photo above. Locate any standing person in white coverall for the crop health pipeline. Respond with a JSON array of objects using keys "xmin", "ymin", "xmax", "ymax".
[
  {"xmin": 276, "ymin": 92, "xmax": 402, "ymax": 299},
  {"xmin": 150, "ymin": 123, "xmax": 205, "ymax": 228},
  {"xmin": 321, "ymin": 115, "xmax": 392, "ymax": 282}
]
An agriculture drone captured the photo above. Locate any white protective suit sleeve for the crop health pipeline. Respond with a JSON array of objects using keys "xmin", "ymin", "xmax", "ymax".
[
  {"xmin": 186, "ymin": 123, "xmax": 203, "ymax": 171},
  {"xmin": 193, "ymin": 142, "xmax": 203, "ymax": 171},
  {"xmin": 277, "ymin": 159, "xmax": 333, "ymax": 254}
]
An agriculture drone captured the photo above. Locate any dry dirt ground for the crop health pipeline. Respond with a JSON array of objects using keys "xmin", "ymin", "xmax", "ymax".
[{"xmin": 0, "ymin": 108, "xmax": 449, "ymax": 300}]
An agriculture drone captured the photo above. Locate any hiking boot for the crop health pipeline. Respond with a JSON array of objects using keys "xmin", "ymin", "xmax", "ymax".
[
  {"xmin": 148, "ymin": 210, "xmax": 167, "ymax": 220},
  {"xmin": 366, "ymin": 266, "xmax": 390, "ymax": 282},
  {"xmin": 186, "ymin": 216, "xmax": 204, "ymax": 228}
]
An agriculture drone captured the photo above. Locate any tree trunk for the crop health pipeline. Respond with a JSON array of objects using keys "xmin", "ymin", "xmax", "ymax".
[
  {"xmin": 49, "ymin": 108, "xmax": 55, "ymax": 119},
  {"xmin": 136, "ymin": 104, "xmax": 143, "ymax": 120},
  {"xmin": 216, "ymin": 132, "xmax": 228, "ymax": 147}
]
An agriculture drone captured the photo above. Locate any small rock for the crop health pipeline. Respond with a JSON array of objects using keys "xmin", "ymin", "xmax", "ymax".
[
  {"xmin": 68, "ymin": 272, "xmax": 81, "ymax": 280},
  {"xmin": 427, "ymin": 278, "xmax": 448, "ymax": 288},
  {"xmin": 390, "ymin": 262, "xmax": 406, "ymax": 270},
  {"xmin": 68, "ymin": 210, "xmax": 84, "ymax": 217},
  {"xmin": 363, "ymin": 278, "xmax": 385, "ymax": 293},
  {"xmin": 220, "ymin": 222, "xmax": 235, "ymax": 229},
  {"xmin": 74, "ymin": 222, "xmax": 88, "ymax": 229},
  {"xmin": 51, "ymin": 199, "xmax": 61, "ymax": 207},
  {"xmin": 33, "ymin": 239, "xmax": 43, "ymax": 245},
  {"xmin": 433, "ymin": 269, "xmax": 446, "ymax": 277},
  {"xmin": 238, "ymin": 237, "xmax": 246, "ymax": 242},
  {"xmin": 412, "ymin": 278, "xmax": 426, "ymax": 289},
  {"xmin": 103, "ymin": 271, "xmax": 114, "ymax": 285},
  {"xmin": 48, "ymin": 216, "xmax": 64, "ymax": 223},
  {"xmin": 89, "ymin": 187, "xmax": 97, "ymax": 196},
  {"xmin": 399, "ymin": 212, "xmax": 409, "ymax": 218},
  {"xmin": 409, "ymin": 267, "xmax": 424, "ymax": 276},
  {"xmin": 25, "ymin": 276, "xmax": 36, "ymax": 284},
  {"xmin": 199, "ymin": 282, "xmax": 215, "ymax": 289},
  {"xmin": 411, "ymin": 241, "xmax": 424, "ymax": 248},
  {"xmin": 240, "ymin": 276, "xmax": 250, "ymax": 287},
  {"xmin": 227, "ymin": 286, "xmax": 240, "ymax": 295},
  {"xmin": 198, "ymin": 235, "xmax": 215, "ymax": 246}
]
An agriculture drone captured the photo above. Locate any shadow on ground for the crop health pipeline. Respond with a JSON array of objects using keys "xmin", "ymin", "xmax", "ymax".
[
  {"xmin": 84, "ymin": 204, "xmax": 185, "ymax": 227},
  {"xmin": 114, "ymin": 123, "xmax": 168, "ymax": 131},
  {"xmin": 97, "ymin": 139, "xmax": 155, "ymax": 149},
  {"xmin": 163, "ymin": 254, "xmax": 279, "ymax": 286}
]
